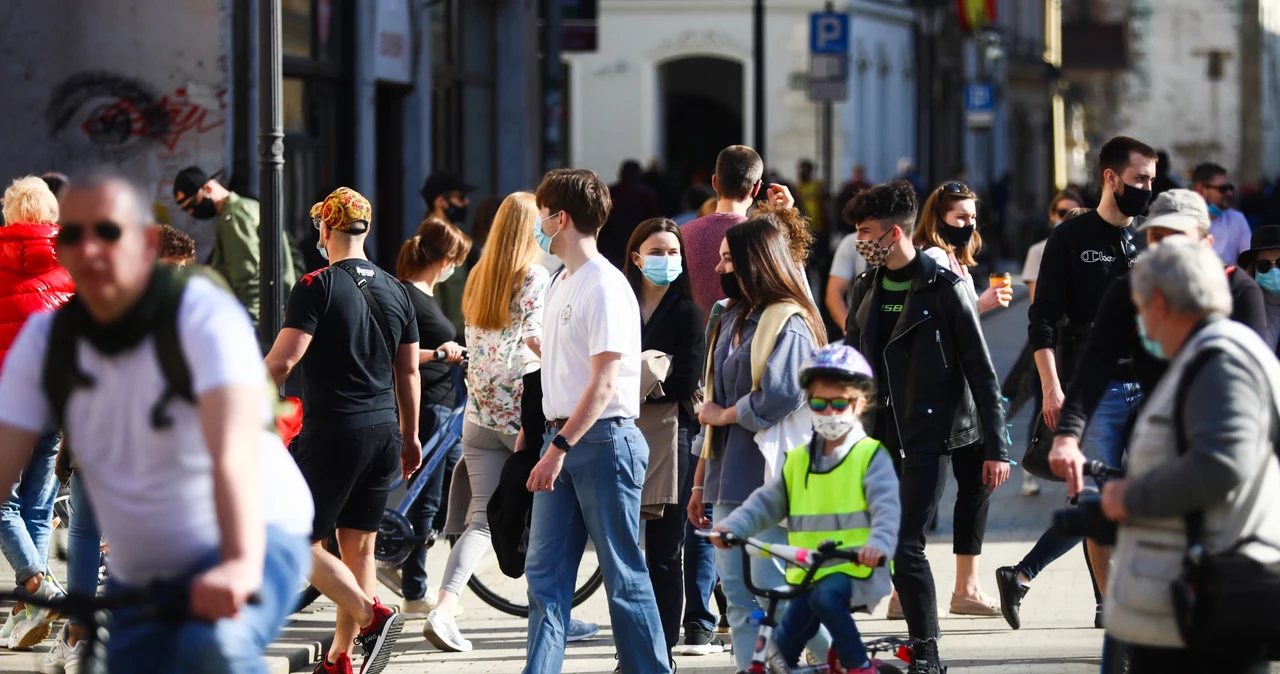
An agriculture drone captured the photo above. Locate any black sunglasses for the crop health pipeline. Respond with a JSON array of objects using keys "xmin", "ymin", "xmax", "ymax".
[
  {"xmin": 1121, "ymin": 228, "xmax": 1137, "ymax": 258},
  {"xmin": 1208, "ymin": 183, "xmax": 1236, "ymax": 193},
  {"xmin": 1056, "ymin": 208, "xmax": 1071, "ymax": 219},
  {"xmin": 1257, "ymin": 260, "xmax": 1277, "ymax": 274},
  {"xmin": 57, "ymin": 221, "xmax": 123, "ymax": 246},
  {"xmin": 942, "ymin": 181, "xmax": 968, "ymax": 194}
]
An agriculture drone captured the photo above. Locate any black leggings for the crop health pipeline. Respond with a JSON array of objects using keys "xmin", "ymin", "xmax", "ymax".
[
  {"xmin": 891, "ymin": 452, "xmax": 950, "ymax": 641},
  {"xmin": 947, "ymin": 444, "xmax": 990, "ymax": 556}
]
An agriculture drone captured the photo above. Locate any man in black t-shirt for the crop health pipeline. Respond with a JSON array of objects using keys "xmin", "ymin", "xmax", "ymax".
[{"xmin": 265, "ymin": 187, "xmax": 419, "ymax": 674}]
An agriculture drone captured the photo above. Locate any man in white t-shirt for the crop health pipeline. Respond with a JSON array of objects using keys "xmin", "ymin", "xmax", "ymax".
[
  {"xmin": 823, "ymin": 231, "xmax": 869, "ymax": 334},
  {"xmin": 524, "ymin": 169, "xmax": 670, "ymax": 674},
  {"xmin": 0, "ymin": 173, "xmax": 313, "ymax": 672}
]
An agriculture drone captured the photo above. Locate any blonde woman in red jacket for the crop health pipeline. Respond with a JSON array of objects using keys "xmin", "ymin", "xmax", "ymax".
[{"xmin": 0, "ymin": 176, "xmax": 74, "ymax": 654}]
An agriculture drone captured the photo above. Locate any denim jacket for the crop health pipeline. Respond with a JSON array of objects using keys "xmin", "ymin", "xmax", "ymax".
[{"xmin": 702, "ymin": 303, "xmax": 815, "ymax": 505}]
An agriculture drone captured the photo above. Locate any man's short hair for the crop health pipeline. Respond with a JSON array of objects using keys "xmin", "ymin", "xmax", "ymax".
[
  {"xmin": 535, "ymin": 169, "xmax": 612, "ymax": 235},
  {"xmin": 1190, "ymin": 162, "xmax": 1229, "ymax": 187},
  {"xmin": 1132, "ymin": 238, "xmax": 1231, "ymax": 317},
  {"xmin": 66, "ymin": 169, "xmax": 155, "ymax": 227},
  {"xmin": 842, "ymin": 180, "xmax": 919, "ymax": 235},
  {"xmin": 714, "ymin": 146, "xmax": 764, "ymax": 201},
  {"xmin": 1098, "ymin": 136, "xmax": 1157, "ymax": 179},
  {"xmin": 158, "ymin": 224, "xmax": 197, "ymax": 263}
]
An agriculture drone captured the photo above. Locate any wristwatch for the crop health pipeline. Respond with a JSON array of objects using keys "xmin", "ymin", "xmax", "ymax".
[{"xmin": 551, "ymin": 434, "xmax": 571, "ymax": 452}]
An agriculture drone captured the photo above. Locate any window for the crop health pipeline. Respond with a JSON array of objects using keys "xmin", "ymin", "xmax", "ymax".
[{"xmin": 430, "ymin": 0, "xmax": 497, "ymax": 197}]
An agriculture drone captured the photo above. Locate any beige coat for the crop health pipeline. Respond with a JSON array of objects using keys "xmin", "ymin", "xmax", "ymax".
[{"xmin": 638, "ymin": 351, "xmax": 678, "ymax": 520}]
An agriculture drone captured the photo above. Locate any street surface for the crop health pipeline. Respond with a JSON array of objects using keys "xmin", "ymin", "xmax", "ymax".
[{"xmin": 0, "ymin": 294, "xmax": 1266, "ymax": 673}]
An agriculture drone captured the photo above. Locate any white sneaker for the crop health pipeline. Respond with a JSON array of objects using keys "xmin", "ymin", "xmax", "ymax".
[
  {"xmin": 0, "ymin": 607, "xmax": 21, "ymax": 648},
  {"xmin": 565, "ymin": 619, "xmax": 599, "ymax": 642},
  {"xmin": 1022, "ymin": 471, "xmax": 1041, "ymax": 496},
  {"xmin": 422, "ymin": 610, "xmax": 472, "ymax": 652},
  {"xmin": 401, "ymin": 597, "xmax": 437, "ymax": 619},
  {"xmin": 41, "ymin": 624, "xmax": 85, "ymax": 674},
  {"xmin": 11, "ymin": 582, "xmax": 61, "ymax": 650}
]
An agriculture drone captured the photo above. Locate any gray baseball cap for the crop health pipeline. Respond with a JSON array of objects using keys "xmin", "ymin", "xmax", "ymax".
[{"xmin": 1137, "ymin": 189, "xmax": 1210, "ymax": 235}]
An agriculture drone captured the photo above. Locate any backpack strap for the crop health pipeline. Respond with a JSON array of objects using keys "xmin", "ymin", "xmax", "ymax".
[
  {"xmin": 149, "ymin": 269, "xmax": 193, "ymax": 429},
  {"xmin": 41, "ymin": 303, "xmax": 95, "ymax": 432},
  {"xmin": 332, "ymin": 260, "xmax": 395, "ymax": 364}
]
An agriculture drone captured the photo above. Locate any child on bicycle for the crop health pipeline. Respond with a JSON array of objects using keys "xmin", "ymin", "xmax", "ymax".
[{"xmin": 713, "ymin": 343, "xmax": 900, "ymax": 674}]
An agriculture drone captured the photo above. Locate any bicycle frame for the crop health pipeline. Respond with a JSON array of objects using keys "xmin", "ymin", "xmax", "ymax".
[
  {"xmin": 390, "ymin": 365, "xmax": 468, "ymax": 517},
  {"xmin": 697, "ymin": 532, "xmax": 883, "ymax": 674}
]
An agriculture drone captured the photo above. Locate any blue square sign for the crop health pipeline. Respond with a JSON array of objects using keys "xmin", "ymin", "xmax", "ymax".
[
  {"xmin": 810, "ymin": 12, "xmax": 850, "ymax": 55},
  {"xmin": 965, "ymin": 83, "xmax": 994, "ymax": 112}
]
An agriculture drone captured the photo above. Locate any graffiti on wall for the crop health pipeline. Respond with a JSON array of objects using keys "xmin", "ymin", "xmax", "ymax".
[
  {"xmin": 43, "ymin": 70, "xmax": 227, "ymax": 257},
  {"xmin": 45, "ymin": 71, "xmax": 226, "ymax": 162}
]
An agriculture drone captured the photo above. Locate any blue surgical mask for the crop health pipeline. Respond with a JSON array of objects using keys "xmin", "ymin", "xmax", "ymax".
[
  {"xmin": 316, "ymin": 239, "xmax": 329, "ymax": 262},
  {"xmin": 437, "ymin": 265, "xmax": 456, "ymax": 284},
  {"xmin": 535, "ymin": 212, "xmax": 562, "ymax": 254},
  {"xmin": 1136, "ymin": 314, "xmax": 1166, "ymax": 360},
  {"xmin": 641, "ymin": 255, "xmax": 682, "ymax": 286},
  {"xmin": 1208, "ymin": 203, "xmax": 1224, "ymax": 218},
  {"xmin": 1258, "ymin": 268, "xmax": 1280, "ymax": 295}
]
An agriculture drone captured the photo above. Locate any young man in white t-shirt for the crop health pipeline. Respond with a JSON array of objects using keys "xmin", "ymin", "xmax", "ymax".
[
  {"xmin": 525, "ymin": 169, "xmax": 670, "ymax": 674},
  {"xmin": 0, "ymin": 174, "xmax": 314, "ymax": 672}
]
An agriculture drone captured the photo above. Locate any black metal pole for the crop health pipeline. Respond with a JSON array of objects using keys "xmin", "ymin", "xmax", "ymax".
[
  {"xmin": 753, "ymin": 0, "xmax": 765, "ymax": 159},
  {"xmin": 258, "ymin": 0, "xmax": 284, "ymax": 347},
  {"xmin": 822, "ymin": 0, "xmax": 834, "ymax": 194},
  {"xmin": 543, "ymin": 0, "xmax": 563, "ymax": 172}
]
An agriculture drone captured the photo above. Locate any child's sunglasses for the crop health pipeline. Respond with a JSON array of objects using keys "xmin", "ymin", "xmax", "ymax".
[{"xmin": 808, "ymin": 397, "xmax": 853, "ymax": 412}]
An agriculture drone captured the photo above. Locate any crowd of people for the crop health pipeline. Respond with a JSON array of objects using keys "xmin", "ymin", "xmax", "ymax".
[{"xmin": 0, "ymin": 130, "xmax": 1275, "ymax": 674}]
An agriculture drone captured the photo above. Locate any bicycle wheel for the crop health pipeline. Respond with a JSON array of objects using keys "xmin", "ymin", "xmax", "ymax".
[{"xmin": 448, "ymin": 534, "xmax": 604, "ymax": 618}]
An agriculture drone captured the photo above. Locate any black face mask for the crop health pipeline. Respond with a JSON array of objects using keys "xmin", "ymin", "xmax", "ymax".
[
  {"xmin": 720, "ymin": 272, "xmax": 744, "ymax": 301},
  {"xmin": 186, "ymin": 197, "xmax": 217, "ymax": 221},
  {"xmin": 445, "ymin": 204, "xmax": 469, "ymax": 225},
  {"xmin": 941, "ymin": 224, "xmax": 975, "ymax": 250},
  {"xmin": 1113, "ymin": 181, "xmax": 1152, "ymax": 218}
]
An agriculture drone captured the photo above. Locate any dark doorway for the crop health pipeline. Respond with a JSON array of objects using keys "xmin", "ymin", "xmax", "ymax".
[
  {"xmin": 375, "ymin": 85, "xmax": 408, "ymax": 273},
  {"xmin": 660, "ymin": 57, "xmax": 744, "ymax": 192}
]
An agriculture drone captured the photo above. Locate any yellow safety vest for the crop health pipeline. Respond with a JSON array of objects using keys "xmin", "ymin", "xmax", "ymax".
[{"xmin": 782, "ymin": 436, "xmax": 883, "ymax": 584}]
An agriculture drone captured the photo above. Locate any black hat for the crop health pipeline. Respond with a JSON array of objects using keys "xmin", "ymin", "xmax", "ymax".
[
  {"xmin": 486, "ymin": 448, "xmax": 540, "ymax": 579},
  {"xmin": 172, "ymin": 166, "xmax": 224, "ymax": 202},
  {"xmin": 1238, "ymin": 225, "xmax": 1280, "ymax": 269},
  {"xmin": 420, "ymin": 172, "xmax": 476, "ymax": 205}
]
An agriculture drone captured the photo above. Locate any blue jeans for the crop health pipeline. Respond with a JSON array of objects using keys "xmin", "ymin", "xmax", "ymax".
[
  {"xmin": 0, "ymin": 430, "xmax": 60, "ymax": 585},
  {"xmin": 713, "ymin": 503, "xmax": 831, "ymax": 670},
  {"xmin": 106, "ymin": 526, "xmax": 311, "ymax": 674},
  {"xmin": 1017, "ymin": 381, "xmax": 1141, "ymax": 580},
  {"xmin": 680, "ymin": 432, "xmax": 721, "ymax": 634},
  {"xmin": 403, "ymin": 403, "xmax": 462, "ymax": 600},
  {"xmin": 775, "ymin": 574, "xmax": 868, "ymax": 669},
  {"xmin": 524, "ymin": 419, "xmax": 668, "ymax": 674},
  {"xmin": 67, "ymin": 474, "xmax": 101, "ymax": 626}
]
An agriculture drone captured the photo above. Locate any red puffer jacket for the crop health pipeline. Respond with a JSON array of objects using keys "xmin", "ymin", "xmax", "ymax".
[{"xmin": 0, "ymin": 223, "xmax": 74, "ymax": 367}]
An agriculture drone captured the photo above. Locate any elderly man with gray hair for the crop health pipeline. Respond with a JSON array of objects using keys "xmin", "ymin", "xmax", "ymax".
[{"xmin": 1085, "ymin": 239, "xmax": 1280, "ymax": 672}]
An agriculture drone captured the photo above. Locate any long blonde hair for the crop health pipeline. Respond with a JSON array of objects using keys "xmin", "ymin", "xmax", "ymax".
[{"xmin": 462, "ymin": 192, "xmax": 543, "ymax": 331}]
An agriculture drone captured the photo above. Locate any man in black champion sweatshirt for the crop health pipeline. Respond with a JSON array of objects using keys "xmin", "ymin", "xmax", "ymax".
[{"xmin": 996, "ymin": 137, "xmax": 1157, "ymax": 632}]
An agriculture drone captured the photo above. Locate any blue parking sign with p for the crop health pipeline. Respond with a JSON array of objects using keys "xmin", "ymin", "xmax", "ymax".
[{"xmin": 810, "ymin": 12, "xmax": 849, "ymax": 55}]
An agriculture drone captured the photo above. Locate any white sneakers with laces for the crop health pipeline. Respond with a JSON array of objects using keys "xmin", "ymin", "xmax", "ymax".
[{"xmin": 41, "ymin": 623, "xmax": 85, "ymax": 674}]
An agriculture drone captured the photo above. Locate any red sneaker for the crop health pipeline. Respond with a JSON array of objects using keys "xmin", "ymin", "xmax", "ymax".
[
  {"xmin": 831, "ymin": 649, "xmax": 883, "ymax": 674},
  {"xmin": 314, "ymin": 652, "xmax": 353, "ymax": 674},
  {"xmin": 354, "ymin": 597, "xmax": 405, "ymax": 674}
]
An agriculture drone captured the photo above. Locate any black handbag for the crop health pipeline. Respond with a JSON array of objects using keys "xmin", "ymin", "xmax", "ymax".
[
  {"xmin": 1021, "ymin": 411, "xmax": 1062, "ymax": 482},
  {"xmin": 1167, "ymin": 347, "xmax": 1280, "ymax": 659}
]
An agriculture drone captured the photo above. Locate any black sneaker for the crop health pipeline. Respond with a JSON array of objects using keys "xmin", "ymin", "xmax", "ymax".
[
  {"xmin": 995, "ymin": 566, "xmax": 1029, "ymax": 630},
  {"xmin": 354, "ymin": 597, "xmax": 405, "ymax": 674},
  {"xmin": 906, "ymin": 639, "xmax": 942, "ymax": 674},
  {"xmin": 673, "ymin": 622, "xmax": 725, "ymax": 656}
]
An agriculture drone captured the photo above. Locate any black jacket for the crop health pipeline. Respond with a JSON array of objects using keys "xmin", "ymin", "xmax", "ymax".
[
  {"xmin": 640, "ymin": 290, "xmax": 705, "ymax": 422},
  {"xmin": 844, "ymin": 251, "xmax": 1009, "ymax": 461},
  {"xmin": 1055, "ymin": 267, "xmax": 1268, "ymax": 441}
]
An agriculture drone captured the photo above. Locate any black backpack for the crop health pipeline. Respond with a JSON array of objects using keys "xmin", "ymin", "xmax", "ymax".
[{"xmin": 42, "ymin": 266, "xmax": 196, "ymax": 432}]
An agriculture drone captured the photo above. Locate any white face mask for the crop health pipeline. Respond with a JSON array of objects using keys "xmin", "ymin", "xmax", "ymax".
[
  {"xmin": 437, "ymin": 265, "xmax": 456, "ymax": 284},
  {"xmin": 812, "ymin": 413, "xmax": 860, "ymax": 441}
]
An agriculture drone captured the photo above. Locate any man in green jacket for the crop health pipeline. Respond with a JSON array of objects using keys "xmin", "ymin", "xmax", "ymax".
[{"xmin": 173, "ymin": 167, "xmax": 299, "ymax": 327}]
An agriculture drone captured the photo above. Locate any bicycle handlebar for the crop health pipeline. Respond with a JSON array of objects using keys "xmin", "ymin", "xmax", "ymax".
[
  {"xmin": 434, "ymin": 347, "xmax": 469, "ymax": 362},
  {"xmin": 1083, "ymin": 459, "xmax": 1122, "ymax": 482},
  {"xmin": 694, "ymin": 530, "xmax": 885, "ymax": 601}
]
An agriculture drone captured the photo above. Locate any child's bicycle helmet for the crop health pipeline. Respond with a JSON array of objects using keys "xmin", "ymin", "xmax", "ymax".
[{"xmin": 800, "ymin": 343, "xmax": 875, "ymax": 386}]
